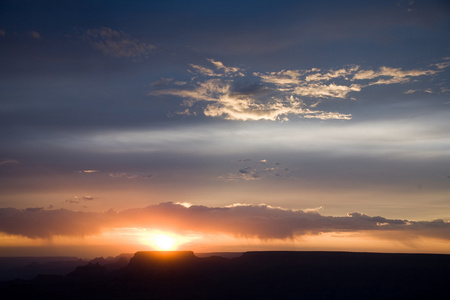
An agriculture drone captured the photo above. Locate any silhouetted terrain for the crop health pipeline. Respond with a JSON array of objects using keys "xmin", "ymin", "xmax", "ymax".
[
  {"xmin": 1, "ymin": 251, "xmax": 450, "ymax": 299},
  {"xmin": 0, "ymin": 253, "xmax": 134, "ymax": 281},
  {"xmin": 0, "ymin": 257, "xmax": 87, "ymax": 281}
]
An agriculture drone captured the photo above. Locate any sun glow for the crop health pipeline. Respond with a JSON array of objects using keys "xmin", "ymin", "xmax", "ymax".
[{"xmin": 151, "ymin": 234, "xmax": 176, "ymax": 251}]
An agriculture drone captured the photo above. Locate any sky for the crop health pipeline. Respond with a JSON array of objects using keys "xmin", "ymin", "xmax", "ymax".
[{"xmin": 1, "ymin": 0, "xmax": 450, "ymax": 257}]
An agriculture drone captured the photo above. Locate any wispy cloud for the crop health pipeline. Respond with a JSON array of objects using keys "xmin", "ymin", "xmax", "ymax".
[
  {"xmin": 219, "ymin": 159, "xmax": 289, "ymax": 181},
  {"xmin": 65, "ymin": 195, "xmax": 97, "ymax": 204},
  {"xmin": 0, "ymin": 203, "xmax": 449, "ymax": 241},
  {"xmin": 404, "ymin": 89, "xmax": 417, "ymax": 94},
  {"xmin": 29, "ymin": 30, "xmax": 40, "ymax": 39},
  {"xmin": 78, "ymin": 169, "xmax": 99, "ymax": 173},
  {"xmin": 150, "ymin": 77, "xmax": 174, "ymax": 87},
  {"xmin": 0, "ymin": 159, "xmax": 19, "ymax": 166},
  {"xmin": 353, "ymin": 66, "xmax": 438, "ymax": 85},
  {"xmin": 152, "ymin": 59, "xmax": 447, "ymax": 122},
  {"xmin": 432, "ymin": 57, "xmax": 450, "ymax": 70},
  {"xmin": 219, "ymin": 167, "xmax": 261, "ymax": 181},
  {"xmin": 83, "ymin": 27, "xmax": 155, "ymax": 61},
  {"xmin": 109, "ymin": 172, "xmax": 151, "ymax": 180}
]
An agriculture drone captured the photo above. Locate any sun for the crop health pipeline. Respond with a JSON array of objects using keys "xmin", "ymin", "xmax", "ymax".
[{"xmin": 150, "ymin": 233, "xmax": 177, "ymax": 251}]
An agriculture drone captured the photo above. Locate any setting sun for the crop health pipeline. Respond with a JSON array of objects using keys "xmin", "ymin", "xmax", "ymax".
[{"xmin": 150, "ymin": 234, "xmax": 177, "ymax": 251}]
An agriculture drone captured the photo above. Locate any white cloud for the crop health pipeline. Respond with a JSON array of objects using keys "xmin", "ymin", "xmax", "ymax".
[
  {"xmin": 293, "ymin": 83, "xmax": 362, "ymax": 98},
  {"xmin": 152, "ymin": 59, "xmax": 444, "ymax": 122},
  {"xmin": 353, "ymin": 66, "xmax": 438, "ymax": 85},
  {"xmin": 305, "ymin": 66, "xmax": 359, "ymax": 82},
  {"xmin": 404, "ymin": 89, "xmax": 417, "ymax": 94},
  {"xmin": 189, "ymin": 59, "xmax": 244, "ymax": 77},
  {"xmin": 188, "ymin": 64, "xmax": 218, "ymax": 77},
  {"xmin": 254, "ymin": 70, "xmax": 303, "ymax": 86},
  {"xmin": 152, "ymin": 63, "xmax": 352, "ymax": 121},
  {"xmin": 84, "ymin": 27, "xmax": 155, "ymax": 61},
  {"xmin": 207, "ymin": 58, "xmax": 243, "ymax": 75}
]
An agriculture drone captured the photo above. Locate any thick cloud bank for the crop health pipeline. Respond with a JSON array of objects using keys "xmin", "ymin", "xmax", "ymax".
[{"xmin": 1, "ymin": 203, "xmax": 449, "ymax": 241}]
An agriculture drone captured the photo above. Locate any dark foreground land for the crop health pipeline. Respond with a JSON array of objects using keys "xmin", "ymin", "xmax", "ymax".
[{"xmin": 1, "ymin": 251, "xmax": 449, "ymax": 299}]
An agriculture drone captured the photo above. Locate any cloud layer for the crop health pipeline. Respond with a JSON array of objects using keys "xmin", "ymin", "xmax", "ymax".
[
  {"xmin": 1, "ymin": 202, "xmax": 449, "ymax": 241},
  {"xmin": 151, "ymin": 59, "xmax": 446, "ymax": 121}
]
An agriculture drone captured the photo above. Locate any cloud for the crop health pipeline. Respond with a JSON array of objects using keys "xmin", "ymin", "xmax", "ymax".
[
  {"xmin": 65, "ymin": 199, "xmax": 80, "ymax": 204},
  {"xmin": 188, "ymin": 64, "xmax": 217, "ymax": 77},
  {"xmin": 352, "ymin": 66, "xmax": 438, "ymax": 85},
  {"xmin": 207, "ymin": 58, "xmax": 244, "ymax": 76},
  {"xmin": 432, "ymin": 57, "xmax": 450, "ymax": 70},
  {"xmin": 188, "ymin": 59, "xmax": 244, "ymax": 77},
  {"xmin": 109, "ymin": 173, "xmax": 139, "ymax": 180},
  {"xmin": 152, "ymin": 71, "xmax": 352, "ymax": 121},
  {"xmin": 0, "ymin": 207, "xmax": 106, "ymax": 238},
  {"xmin": 109, "ymin": 172, "xmax": 151, "ymax": 180},
  {"xmin": 66, "ymin": 196, "xmax": 97, "ymax": 205},
  {"xmin": 404, "ymin": 89, "xmax": 417, "ymax": 94},
  {"xmin": 83, "ymin": 27, "xmax": 155, "ymax": 61},
  {"xmin": 219, "ymin": 159, "xmax": 289, "ymax": 181},
  {"xmin": 152, "ymin": 59, "xmax": 446, "ymax": 122},
  {"xmin": 237, "ymin": 159, "xmax": 251, "ymax": 162},
  {"xmin": 79, "ymin": 170, "xmax": 99, "ymax": 173},
  {"xmin": 254, "ymin": 69, "xmax": 304, "ymax": 86},
  {"xmin": 0, "ymin": 29, "xmax": 5, "ymax": 37},
  {"xmin": 0, "ymin": 159, "xmax": 19, "ymax": 166},
  {"xmin": 292, "ymin": 83, "xmax": 362, "ymax": 99},
  {"xmin": 304, "ymin": 66, "xmax": 360, "ymax": 82},
  {"xmin": 29, "ymin": 30, "xmax": 40, "ymax": 39},
  {"xmin": 0, "ymin": 203, "xmax": 449, "ymax": 241},
  {"xmin": 151, "ymin": 78, "xmax": 173, "ymax": 87}
]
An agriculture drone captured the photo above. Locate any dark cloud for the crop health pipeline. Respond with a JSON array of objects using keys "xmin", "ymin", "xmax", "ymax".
[
  {"xmin": 220, "ymin": 167, "xmax": 260, "ymax": 181},
  {"xmin": 230, "ymin": 81, "xmax": 272, "ymax": 97},
  {"xmin": 83, "ymin": 27, "xmax": 155, "ymax": 61},
  {"xmin": 66, "ymin": 199, "xmax": 80, "ymax": 204},
  {"xmin": 237, "ymin": 159, "xmax": 251, "ymax": 162},
  {"xmin": 151, "ymin": 78, "xmax": 174, "ymax": 87},
  {"xmin": 66, "ymin": 196, "xmax": 96, "ymax": 204},
  {"xmin": 221, "ymin": 159, "xmax": 290, "ymax": 181},
  {"xmin": 0, "ymin": 207, "xmax": 105, "ymax": 238},
  {"xmin": 0, "ymin": 202, "xmax": 449, "ymax": 241},
  {"xmin": 25, "ymin": 207, "xmax": 44, "ymax": 212},
  {"xmin": 239, "ymin": 167, "xmax": 251, "ymax": 174}
]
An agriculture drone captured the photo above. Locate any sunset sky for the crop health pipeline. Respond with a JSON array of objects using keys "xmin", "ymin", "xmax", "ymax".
[{"xmin": 1, "ymin": 0, "xmax": 450, "ymax": 257}]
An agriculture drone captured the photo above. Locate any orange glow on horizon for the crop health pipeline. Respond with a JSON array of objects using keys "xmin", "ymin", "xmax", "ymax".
[{"xmin": 1, "ymin": 229, "xmax": 450, "ymax": 258}]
